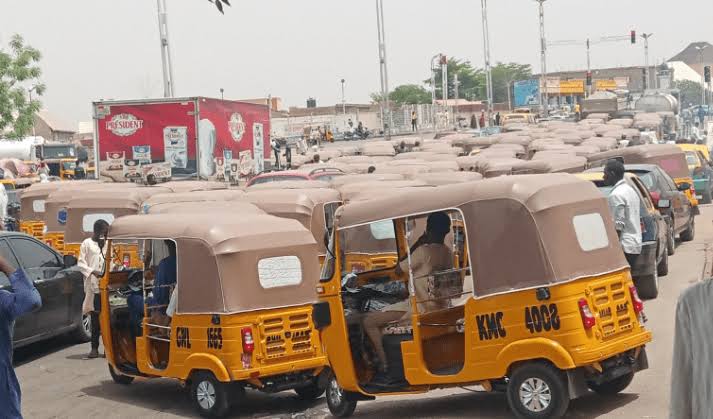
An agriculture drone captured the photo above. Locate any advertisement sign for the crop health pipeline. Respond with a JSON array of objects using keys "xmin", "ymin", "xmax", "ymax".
[
  {"xmin": 229, "ymin": 159, "xmax": 240, "ymax": 180},
  {"xmin": 106, "ymin": 152, "xmax": 125, "ymax": 171},
  {"xmin": 595, "ymin": 79, "xmax": 617, "ymax": 91},
  {"xmin": 513, "ymin": 79, "xmax": 540, "ymax": 107},
  {"xmin": 141, "ymin": 161, "xmax": 172, "ymax": 182},
  {"xmin": 222, "ymin": 150, "xmax": 232, "ymax": 179},
  {"xmin": 124, "ymin": 159, "xmax": 142, "ymax": 179},
  {"xmin": 163, "ymin": 126, "xmax": 188, "ymax": 169},
  {"xmin": 253, "ymin": 122, "xmax": 265, "ymax": 173},
  {"xmin": 559, "ymin": 80, "xmax": 584, "ymax": 94},
  {"xmin": 238, "ymin": 151, "xmax": 253, "ymax": 176},
  {"xmin": 214, "ymin": 157, "xmax": 226, "ymax": 181},
  {"xmin": 132, "ymin": 145, "xmax": 152, "ymax": 164}
]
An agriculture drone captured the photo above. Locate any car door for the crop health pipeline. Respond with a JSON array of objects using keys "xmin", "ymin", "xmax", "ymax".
[
  {"xmin": 658, "ymin": 170, "xmax": 689, "ymax": 231},
  {"xmin": 0, "ymin": 238, "xmax": 35, "ymax": 344},
  {"xmin": 9, "ymin": 237, "xmax": 71, "ymax": 333}
]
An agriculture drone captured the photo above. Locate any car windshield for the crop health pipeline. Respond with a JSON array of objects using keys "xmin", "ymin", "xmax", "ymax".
[
  {"xmin": 685, "ymin": 151, "xmax": 700, "ymax": 166},
  {"xmin": 249, "ymin": 175, "xmax": 306, "ymax": 185},
  {"xmin": 43, "ymin": 145, "xmax": 76, "ymax": 159}
]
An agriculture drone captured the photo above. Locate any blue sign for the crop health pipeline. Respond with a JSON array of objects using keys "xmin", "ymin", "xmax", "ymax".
[
  {"xmin": 57, "ymin": 208, "xmax": 67, "ymax": 225},
  {"xmin": 513, "ymin": 79, "xmax": 540, "ymax": 107}
]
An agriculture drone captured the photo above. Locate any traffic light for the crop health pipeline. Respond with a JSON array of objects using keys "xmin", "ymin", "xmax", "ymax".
[
  {"xmin": 705, "ymin": 66, "xmax": 711, "ymax": 83},
  {"xmin": 586, "ymin": 71, "xmax": 592, "ymax": 86},
  {"xmin": 630, "ymin": 30, "xmax": 636, "ymax": 44}
]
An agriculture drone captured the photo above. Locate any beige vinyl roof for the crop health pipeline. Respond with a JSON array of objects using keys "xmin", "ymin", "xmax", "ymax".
[
  {"xmin": 109, "ymin": 213, "xmax": 320, "ymax": 314},
  {"xmin": 145, "ymin": 201, "xmax": 265, "ymax": 215},
  {"xmin": 160, "ymin": 180, "xmax": 228, "ymax": 193},
  {"xmin": 142, "ymin": 190, "xmax": 245, "ymax": 213}
]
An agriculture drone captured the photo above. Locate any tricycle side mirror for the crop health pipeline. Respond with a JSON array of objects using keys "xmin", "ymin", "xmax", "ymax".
[
  {"xmin": 657, "ymin": 199, "xmax": 671, "ymax": 209},
  {"xmin": 677, "ymin": 182, "xmax": 691, "ymax": 192},
  {"xmin": 63, "ymin": 254, "xmax": 77, "ymax": 268}
]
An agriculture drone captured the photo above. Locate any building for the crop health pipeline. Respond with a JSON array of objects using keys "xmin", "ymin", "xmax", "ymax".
[
  {"xmin": 33, "ymin": 111, "xmax": 76, "ymax": 142},
  {"xmin": 668, "ymin": 42, "xmax": 713, "ymax": 78}
]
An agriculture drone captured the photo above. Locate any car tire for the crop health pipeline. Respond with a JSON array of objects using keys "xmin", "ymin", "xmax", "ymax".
[
  {"xmin": 680, "ymin": 217, "xmax": 696, "ymax": 242},
  {"xmin": 109, "ymin": 364, "xmax": 134, "ymax": 385},
  {"xmin": 294, "ymin": 380, "xmax": 326, "ymax": 400},
  {"xmin": 506, "ymin": 362, "xmax": 569, "ymax": 419},
  {"xmin": 586, "ymin": 372, "xmax": 634, "ymax": 395},
  {"xmin": 326, "ymin": 373, "xmax": 357, "ymax": 418},
  {"xmin": 190, "ymin": 371, "xmax": 231, "ymax": 418},
  {"xmin": 657, "ymin": 245, "xmax": 669, "ymax": 277},
  {"xmin": 70, "ymin": 313, "xmax": 91, "ymax": 343},
  {"xmin": 635, "ymin": 268, "xmax": 659, "ymax": 300},
  {"xmin": 666, "ymin": 220, "xmax": 676, "ymax": 256}
]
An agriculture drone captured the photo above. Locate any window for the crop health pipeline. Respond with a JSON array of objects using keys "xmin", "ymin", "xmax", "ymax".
[
  {"xmin": 258, "ymin": 256, "xmax": 303, "ymax": 288},
  {"xmin": 572, "ymin": 213, "xmax": 609, "ymax": 251},
  {"xmin": 83, "ymin": 213, "xmax": 115, "ymax": 233},
  {"xmin": 660, "ymin": 170, "xmax": 678, "ymax": 191},
  {"xmin": 341, "ymin": 220, "xmax": 398, "ymax": 274},
  {"xmin": 369, "ymin": 220, "xmax": 396, "ymax": 240},
  {"xmin": 0, "ymin": 240, "xmax": 19, "ymax": 286},
  {"xmin": 10, "ymin": 238, "xmax": 61, "ymax": 269},
  {"xmin": 324, "ymin": 202, "xmax": 340, "ymax": 233},
  {"xmin": 686, "ymin": 151, "xmax": 700, "ymax": 167},
  {"xmin": 32, "ymin": 199, "xmax": 46, "ymax": 213}
]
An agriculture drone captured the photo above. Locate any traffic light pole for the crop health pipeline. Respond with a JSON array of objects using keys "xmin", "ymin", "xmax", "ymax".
[
  {"xmin": 536, "ymin": 0, "xmax": 548, "ymax": 116},
  {"xmin": 641, "ymin": 33, "xmax": 653, "ymax": 90}
]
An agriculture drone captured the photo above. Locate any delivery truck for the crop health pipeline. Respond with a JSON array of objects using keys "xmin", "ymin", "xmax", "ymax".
[{"xmin": 92, "ymin": 97, "xmax": 271, "ymax": 179}]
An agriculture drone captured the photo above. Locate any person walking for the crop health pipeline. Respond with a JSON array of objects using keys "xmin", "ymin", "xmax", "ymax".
[
  {"xmin": 270, "ymin": 138, "xmax": 281, "ymax": 169},
  {"xmin": 479, "ymin": 111, "xmax": 486, "ymax": 129},
  {"xmin": 78, "ymin": 219, "xmax": 110, "ymax": 359},
  {"xmin": 698, "ymin": 106, "xmax": 706, "ymax": 126},
  {"xmin": 0, "ymin": 254, "xmax": 42, "ymax": 419},
  {"xmin": 603, "ymin": 159, "xmax": 641, "ymax": 267},
  {"xmin": 495, "ymin": 112, "xmax": 501, "ymax": 126},
  {"xmin": 470, "ymin": 114, "xmax": 477, "ymax": 129},
  {"xmin": 411, "ymin": 111, "xmax": 418, "ymax": 132}
]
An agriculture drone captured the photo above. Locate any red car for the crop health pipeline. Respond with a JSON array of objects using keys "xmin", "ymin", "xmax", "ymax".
[{"xmin": 246, "ymin": 167, "xmax": 345, "ymax": 187}]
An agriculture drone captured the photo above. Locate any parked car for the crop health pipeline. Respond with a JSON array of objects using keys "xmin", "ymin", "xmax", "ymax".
[
  {"xmin": 246, "ymin": 167, "xmax": 344, "ymax": 187},
  {"xmin": 0, "ymin": 232, "xmax": 88, "ymax": 348},
  {"xmin": 677, "ymin": 144, "xmax": 713, "ymax": 204},
  {"xmin": 578, "ymin": 172, "xmax": 668, "ymax": 299}
]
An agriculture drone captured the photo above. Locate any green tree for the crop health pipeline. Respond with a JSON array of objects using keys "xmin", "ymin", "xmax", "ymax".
[
  {"xmin": 491, "ymin": 62, "xmax": 533, "ymax": 104},
  {"xmin": 389, "ymin": 84, "xmax": 432, "ymax": 104},
  {"xmin": 425, "ymin": 58, "xmax": 485, "ymax": 101},
  {"xmin": 0, "ymin": 34, "xmax": 45, "ymax": 139},
  {"xmin": 674, "ymin": 79, "xmax": 703, "ymax": 107}
]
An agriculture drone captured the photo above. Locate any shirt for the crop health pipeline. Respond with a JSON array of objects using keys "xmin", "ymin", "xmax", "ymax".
[
  {"xmin": 148, "ymin": 255, "xmax": 177, "ymax": 312},
  {"xmin": 670, "ymin": 280, "xmax": 713, "ymax": 419},
  {"xmin": 1, "ymin": 269, "xmax": 42, "ymax": 419},
  {"xmin": 607, "ymin": 179, "xmax": 642, "ymax": 254},
  {"xmin": 388, "ymin": 243, "xmax": 453, "ymax": 313},
  {"xmin": 77, "ymin": 238, "xmax": 107, "ymax": 314}
]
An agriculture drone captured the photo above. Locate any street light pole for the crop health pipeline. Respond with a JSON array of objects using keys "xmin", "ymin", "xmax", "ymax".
[
  {"xmin": 641, "ymin": 33, "xmax": 653, "ymax": 90},
  {"xmin": 481, "ymin": 0, "xmax": 494, "ymax": 118},
  {"xmin": 220, "ymin": 88, "xmax": 224, "ymax": 100},
  {"xmin": 586, "ymin": 38, "xmax": 591, "ymax": 97},
  {"xmin": 375, "ymin": 0, "xmax": 391, "ymax": 139},
  {"xmin": 341, "ymin": 79, "xmax": 346, "ymax": 116},
  {"xmin": 156, "ymin": 0, "xmax": 175, "ymax": 97},
  {"xmin": 536, "ymin": 0, "xmax": 548, "ymax": 116}
]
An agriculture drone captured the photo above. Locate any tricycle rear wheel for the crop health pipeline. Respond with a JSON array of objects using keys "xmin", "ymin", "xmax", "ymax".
[
  {"xmin": 326, "ymin": 373, "xmax": 357, "ymax": 418},
  {"xmin": 506, "ymin": 362, "xmax": 569, "ymax": 419},
  {"xmin": 294, "ymin": 380, "xmax": 326, "ymax": 400},
  {"xmin": 190, "ymin": 371, "xmax": 230, "ymax": 418}
]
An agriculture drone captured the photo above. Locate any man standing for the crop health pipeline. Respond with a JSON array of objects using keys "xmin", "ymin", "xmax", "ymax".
[
  {"xmin": 0, "ymin": 254, "xmax": 42, "ymax": 419},
  {"xmin": 411, "ymin": 111, "xmax": 418, "ymax": 132},
  {"xmin": 698, "ymin": 106, "xmax": 706, "ymax": 126},
  {"xmin": 495, "ymin": 112, "xmax": 501, "ymax": 126},
  {"xmin": 78, "ymin": 219, "xmax": 109, "ymax": 359},
  {"xmin": 603, "ymin": 159, "xmax": 642, "ymax": 267},
  {"xmin": 479, "ymin": 111, "xmax": 486, "ymax": 129}
]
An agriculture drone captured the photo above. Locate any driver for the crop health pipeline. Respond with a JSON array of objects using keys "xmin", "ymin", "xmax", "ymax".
[{"xmin": 361, "ymin": 212, "xmax": 452, "ymax": 384}]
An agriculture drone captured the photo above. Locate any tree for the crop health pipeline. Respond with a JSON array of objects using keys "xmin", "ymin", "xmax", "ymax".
[
  {"xmin": 674, "ymin": 79, "xmax": 704, "ymax": 107},
  {"xmin": 491, "ymin": 62, "xmax": 533, "ymax": 104},
  {"xmin": 389, "ymin": 84, "xmax": 432, "ymax": 104},
  {"xmin": 425, "ymin": 58, "xmax": 485, "ymax": 101},
  {"xmin": 0, "ymin": 34, "xmax": 45, "ymax": 139},
  {"xmin": 208, "ymin": 0, "xmax": 231, "ymax": 13}
]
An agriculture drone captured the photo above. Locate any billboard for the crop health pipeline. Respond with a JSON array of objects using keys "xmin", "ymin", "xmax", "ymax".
[{"xmin": 513, "ymin": 79, "xmax": 540, "ymax": 107}]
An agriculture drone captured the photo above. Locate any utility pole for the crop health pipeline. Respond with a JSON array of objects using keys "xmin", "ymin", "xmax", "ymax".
[
  {"xmin": 585, "ymin": 38, "xmax": 591, "ymax": 97},
  {"xmin": 156, "ymin": 0, "xmax": 175, "ymax": 97},
  {"xmin": 220, "ymin": 88, "xmax": 224, "ymax": 100},
  {"xmin": 340, "ymin": 79, "xmax": 346, "ymax": 116},
  {"xmin": 481, "ymin": 0, "xmax": 494, "ymax": 117},
  {"xmin": 441, "ymin": 55, "xmax": 448, "ymax": 112},
  {"xmin": 454, "ymin": 73, "xmax": 460, "ymax": 130},
  {"xmin": 696, "ymin": 45, "xmax": 708, "ymax": 107},
  {"xmin": 536, "ymin": 0, "xmax": 548, "ymax": 116},
  {"xmin": 430, "ymin": 54, "xmax": 441, "ymax": 106},
  {"xmin": 375, "ymin": 0, "xmax": 391, "ymax": 139},
  {"xmin": 641, "ymin": 33, "xmax": 653, "ymax": 91}
]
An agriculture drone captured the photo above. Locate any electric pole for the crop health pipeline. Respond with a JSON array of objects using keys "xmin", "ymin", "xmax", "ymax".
[
  {"xmin": 156, "ymin": 0, "xmax": 175, "ymax": 97},
  {"xmin": 641, "ymin": 33, "xmax": 653, "ymax": 90},
  {"xmin": 375, "ymin": 0, "xmax": 391, "ymax": 139},
  {"xmin": 536, "ymin": 0, "xmax": 548, "ymax": 116}
]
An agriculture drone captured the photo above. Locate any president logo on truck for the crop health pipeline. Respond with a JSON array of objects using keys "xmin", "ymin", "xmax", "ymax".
[{"xmin": 107, "ymin": 113, "xmax": 144, "ymax": 136}]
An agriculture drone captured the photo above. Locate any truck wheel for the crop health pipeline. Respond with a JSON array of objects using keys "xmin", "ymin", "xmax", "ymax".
[
  {"xmin": 191, "ymin": 371, "xmax": 230, "ymax": 418},
  {"xmin": 294, "ymin": 380, "xmax": 326, "ymax": 400},
  {"xmin": 326, "ymin": 373, "xmax": 357, "ymax": 418},
  {"xmin": 506, "ymin": 363, "xmax": 569, "ymax": 419},
  {"xmin": 587, "ymin": 372, "xmax": 634, "ymax": 395},
  {"xmin": 70, "ymin": 313, "xmax": 91, "ymax": 343},
  {"xmin": 635, "ymin": 269, "xmax": 659, "ymax": 300},
  {"xmin": 657, "ymin": 246, "xmax": 669, "ymax": 277},
  {"xmin": 680, "ymin": 217, "xmax": 695, "ymax": 242},
  {"xmin": 109, "ymin": 365, "xmax": 134, "ymax": 385}
]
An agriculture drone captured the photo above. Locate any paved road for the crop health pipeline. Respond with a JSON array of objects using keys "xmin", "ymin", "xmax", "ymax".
[{"xmin": 15, "ymin": 206, "xmax": 713, "ymax": 419}]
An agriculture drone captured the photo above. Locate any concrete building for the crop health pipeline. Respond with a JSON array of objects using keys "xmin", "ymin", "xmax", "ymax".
[
  {"xmin": 669, "ymin": 42, "xmax": 713, "ymax": 78},
  {"xmin": 33, "ymin": 111, "xmax": 75, "ymax": 142}
]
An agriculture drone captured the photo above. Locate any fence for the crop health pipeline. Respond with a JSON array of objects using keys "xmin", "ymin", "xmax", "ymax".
[{"xmin": 377, "ymin": 104, "xmax": 457, "ymax": 135}]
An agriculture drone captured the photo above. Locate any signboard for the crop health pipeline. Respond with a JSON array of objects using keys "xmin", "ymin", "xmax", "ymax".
[
  {"xmin": 132, "ymin": 145, "xmax": 152, "ymax": 164},
  {"xmin": 106, "ymin": 152, "xmax": 125, "ymax": 171},
  {"xmin": 223, "ymin": 149, "xmax": 233, "ymax": 179},
  {"xmin": 163, "ymin": 126, "xmax": 188, "ymax": 169},
  {"xmin": 559, "ymin": 80, "xmax": 584, "ymax": 94},
  {"xmin": 124, "ymin": 159, "xmax": 142, "ymax": 179},
  {"xmin": 214, "ymin": 157, "xmax": 226, "ymax": 181},
  {"xmin": 238, "ymin": 151, "xmax": 253, "ymax": 176},
  {"xmin": 141, "ymin": 161, "xmax": 172, "ymax": 182},
  {"xmin": 595, "ymin": 79, "xmax": 617, "ymax": 91},
  {"xmin": 513, "ymin": 79, "xmax": 540, "ymax": 107},
  {"xmin": 253, "ymin": 122, "xmax": 265, "ymax": 173}
]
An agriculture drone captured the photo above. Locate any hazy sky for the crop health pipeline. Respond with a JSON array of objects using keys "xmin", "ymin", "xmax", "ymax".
[{"xmin": 1, "ymin": 0, "xmax": 711, "ymax": 127}]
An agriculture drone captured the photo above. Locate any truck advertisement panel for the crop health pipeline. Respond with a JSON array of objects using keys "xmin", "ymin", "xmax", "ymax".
[
  {"xmin": 513, "ymin": 79, "xmax": 540, "ymax": 107},
  {"xmin": 94, "ymin": 97, "xmax": 271, "ymax": 178}
]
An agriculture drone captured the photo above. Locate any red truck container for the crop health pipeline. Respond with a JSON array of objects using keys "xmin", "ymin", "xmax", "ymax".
[{"xmin": 92, "ymin": 97, "xmax": 270, "ymax": 178}]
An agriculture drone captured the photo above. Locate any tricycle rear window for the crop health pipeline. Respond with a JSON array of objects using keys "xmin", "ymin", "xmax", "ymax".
[
  {"xmin": 258, "ymin": 256, "xmax": 303, "ymax": 288},
  {"xmin": 572, "ymin": 213, "xmax": 609, "ymax": 252},
  {"xmin": 83, "ymin": 213, "xmax": 115, "ymax": 232}
]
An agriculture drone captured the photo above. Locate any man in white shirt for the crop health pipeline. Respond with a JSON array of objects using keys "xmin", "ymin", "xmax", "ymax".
[{"xmin": 603, "ymin": 159, "xmax": 642, "ymax": 267}]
